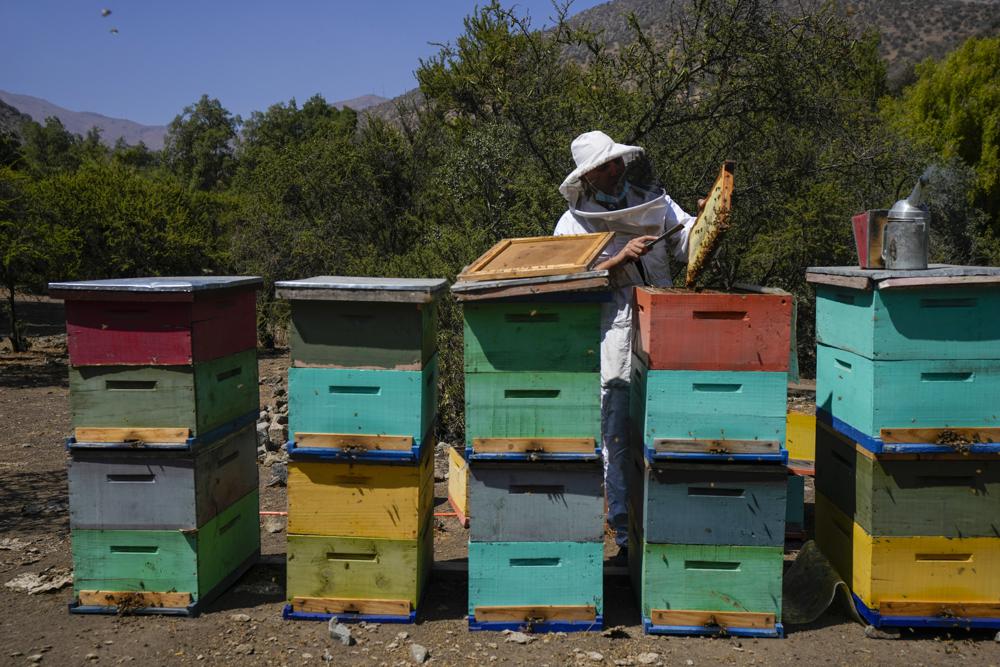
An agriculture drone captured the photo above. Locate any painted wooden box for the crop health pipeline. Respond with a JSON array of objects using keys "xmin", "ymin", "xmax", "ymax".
[
  {"xmin": 467, "ymin": 541, "xmax": 603, "ymax": 621},
  {"xmin": 630, "ymin": 356, "xmax": 787, "ymax": 458},
  {"xmin": 463, "ymin": 301, "xmax": 600, "ymax": 373},
  {"xmin": 469, "ymin": 462, "xmax": 603, "ymax": 542},
  {"xmin": 447, "ymin": 445, "xmax": 470, "ymax": 526},
  {"xmin": 68, "ymin": 423, "xmax": 258, "ymax": 530},
  {"xmin": 633, "ymin": 287, "xmax": 792, "ymax": 371},
  {"xmin": 815, "ymin": 343, "xmax": 1000, "ymax": 440},
  {"xmin": 630, "ymin": 530, "xmax": 783, "ymax": 620},
  {"xmin": 464, "ymin": 371, "xmax": 601, "ymax": 447},
  {"xmin": 276, "ymin": 277, "xmax": 448, "ymax": 371},
  {"xmin": 50, "ymin": 277, "xmax": 261, "ymax": 367},
  {"xmin": 627, "ymin": 457, "xmax": 786, "ymax": 547},
  {"xmin": 814, "ymin": 283, "xmax": 1000, "ymax": 361},
  {"xmin": 71, "ymin": 490, "xmax": 260, "ymax": 604},
  {"xmin": 287, "ymin": 444, "xmax": 433, "ymax": 540},
  {"xmin": 288, "ymin": 356, "xmax": 437, "ymax": 442},
  {"xmin": 816, "ymin": 492, "xmax": 1000, "ymax": 612},
  {"xmin": 69, "ymin": 349, "xmax": 259, "ymax": 439},
  {"xmin": 815, "ymin": 421, "xmax": 1000, "ymax": 537},
  {"xmin": 285, "ymin": 520, "xmax": 432, "ymax": 614}
]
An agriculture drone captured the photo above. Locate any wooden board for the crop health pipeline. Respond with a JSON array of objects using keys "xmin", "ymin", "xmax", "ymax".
[
  {"xmin": 73, "ymin": 427, "xmax": 190, "ymax": 444},
  {"xmin": 785, "ymin": 411, "xmax": 816, "ymax": 464},
  {"xmin": 474, "ymin": 605, "xmax": 597, "ymax": 622},
  {"xmin": 464, "ymin": 372, "xmax": 600, "ymax": 445},
  {"xmin": 631, "ymin": 358, "xmax": 787, "ymax": 445},
  {"xmin": 815, "ymin": 421, "xmax": 1000, "ymax": 537},
  {"xmin": 289, "ymin": 597, "xmax": 411, "ymax": 616},
  {"xmin": 469, "ymin": 462, "xmax": 604, "ymax": 542},
  {"xmin": 685, "ymin": 161, "xmax": 734, "ymax": 287},
  {"xmin": 629, "ymin": 458, "xmax": 786, "ymax": 547},
  {"xmin": 878, "ymin": 600, "xmax": 1000, "ymax": 618},
  {"xmin": 69, "ymin": 350, "xmax": 259, "ymax": 437},
  {"xmin": 636, "ymin": 542, "xmax": 783, "ymax": 618},
  {"xmin": 77, "ymin": 591, "xmax": 193, "ymax": 609},
  {"xmin": 816, "ymin": 493, "xmax": 1000, "ymax": 608},
  {"xmin": 457, "ymin": 233, "xmax": 613, "ymax": 282},
  {"xmin": 65, "ymin": 289, "xmax": 257, "ymax": 367},
  {"xmin": 289, "ymin": 358, "xmax": 437, "ymax": 443},
  {"xmin": 275, "ymin": 276, "xmax": 448, "ymax": 304},
  {"xmin": 294, "ymin": 433, "xmax": 414, "ymax": 451},
  {"xmin": 633, "ymin": 287, "xmax": 792, "ymax": 371},
  {"xmin": 814, "ymin": 283, "xmax": 1000, "ymax": 361},
  {"xmin": 815, "ymin": 344, "xmax": 1000, "ymax": 439},
  {"xmin": 72, "ymin": 491, "xmax": 260, "ymax": 601},
  {"xmin": 447, "ymin": 446, "xmax": 470, "ymax": 525},
  {"xmin": 467, "ymin": 541, "xmax": 603, "ymax": 616},
  {"xmin": 289, "ymin": 299, "xmax": 437, "ymax": 370},
  {"xmin": 462, "ymin": 301, "xmax": 600, "ymax": 373},
  {"xmin": 649, "ymin": 610, "xmax": 776, "ymax": 630},
  {"xmin": 287, "ymin": 445, "xmax": 433, "ymax": 539},
  {"xmin": 470, "ymin": 438, "xmax": 596, "ymax": 454},
  {"xmin": 69, "ymin": 423, "xmax": 258, "ymax": 530},
  {"xmin": 285, "ymin": 523, "xmax": 432, "ymax": 605}
]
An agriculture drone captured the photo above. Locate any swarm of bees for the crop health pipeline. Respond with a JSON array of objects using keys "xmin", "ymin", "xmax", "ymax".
[{"xmin": 101, "ymin": 7, "xmax": 118, "ymax": 34}]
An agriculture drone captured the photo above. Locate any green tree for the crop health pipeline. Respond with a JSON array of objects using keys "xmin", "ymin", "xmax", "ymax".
[
  {"xmin": 21, "ymin": 116, "xmax": 80, "ymax": 174},
  {"xmin": 163, "ymin": 95, "xmax": 239, "ymax": 191},
  {"xmin": 884, "ymin": 35, "xmax": 1000, "ymax": 225}
]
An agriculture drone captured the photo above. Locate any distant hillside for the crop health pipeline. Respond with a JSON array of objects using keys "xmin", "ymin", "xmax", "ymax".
[
  {"xmin": 0, "ymin": 98, "xmax": 32, "ymax": 139},
  {"xmin": 332, "ymin": 94, "xmax": 389, "ymax": 111},
  {"xmin": 365, "ymin": 0, "xmax": 1000, "ymax": 121},
  {"xmin": 0, "ymin": 89, "xmax": 168, "ymax": 150}
]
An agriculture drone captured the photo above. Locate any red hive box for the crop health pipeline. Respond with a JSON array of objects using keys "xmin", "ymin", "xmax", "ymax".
[
  {"xmin": 50, "ymin": 277, "xmax": 261, "ymax": 366},
  {"xmin": 633, "ymin": 287, "xmax": 792, "ymax": 371}
]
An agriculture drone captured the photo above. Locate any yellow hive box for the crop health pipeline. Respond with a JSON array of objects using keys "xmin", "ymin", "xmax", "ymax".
[
  {"xmin": 288, "ymin": 445, "xmax": 433, "ymax": 540},
  {"xmin": 815, "ymin": 492, "xmax": 1000, "ymax": 615},
  {"xmin": 785, "ymin": 411, "xmax": 815, "ymax": 465},
  {"xmin": 447, "ymin": 445, "xmax": 470, "ymax": 526}
]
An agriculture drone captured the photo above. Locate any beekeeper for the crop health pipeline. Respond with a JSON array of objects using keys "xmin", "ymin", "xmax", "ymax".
[{"xmin": 554, "ymin": 130, "xmax": 697, "ymax": 563}]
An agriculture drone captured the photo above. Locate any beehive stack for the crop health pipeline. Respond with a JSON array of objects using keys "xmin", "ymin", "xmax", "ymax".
[
  {"xmin": 276, "ymin": 277, "xmax": 446, "ymax": 623},
  {"xmin": 628, "ymin": 287, "xmax": 792, "ymax": 637},
  {"xmin": 460, "ymin": 295, "xmax": 605, "ymax": 632},
  {"xmin": 809, "ymin": 265, "xmax": 1000, "ymax": 630},
  {"xmin": 50, "ymin": 277, "xmax": 263, "ymax": 616}
]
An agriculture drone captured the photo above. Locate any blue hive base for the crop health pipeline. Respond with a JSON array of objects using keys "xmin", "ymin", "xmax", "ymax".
[{"xmin": 852, "ymin": 593, "xmax": 1000, "ymax": 631}]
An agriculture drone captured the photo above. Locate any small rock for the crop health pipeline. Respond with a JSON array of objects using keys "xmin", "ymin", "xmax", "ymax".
[
  {"xmin": 233, "ymin": 644, "xmax": 254, "ymax": 655},
  {"xmin": 266, "ymin": 462, "xmax": 288, "ymax": 487},
  {"xmin": 637, "ymin": 653, "xmax": 659, "ymax": 665},
  {"xmin": 504, "ymin": 631, "xmax": 533, "ymax": 645},
  {"xmin": 396, "ymin": 631, "xmax": 409, "ymax": 640},
  {"xmin": 9, "ymin": 652, "xmax": 23, "ymax": 658},
  {"xmin": 685, "ymin": 661, "xmax": 694, "ymax": 666},
  {"xmin": 409, "ymin": 644, "xmax": 429, "ymax": 664},
  {"xmin": 322, "ymin": 649, "xmax": 333, "ymax": 662},
  {"xmin": 27, "ymin": 656, "xmax": 43, "ymax": 664},
  {"xmin": 301, "ymin": 653, "xmax": 313, "ymax": 659},
  {"xmin": 995, "ymin": 630, "xmax": 1000, "ymax": 642},
  {"xmin": 864, "ymin": 625, "xmax": 900, "ymax": 640},
  {"xmin": 229, "ymin": 613, "xmax": 251, "ymax": 622},
  {"xmin": 613, "ymin": 659, "xmax": 633, "ymax": 666},
  {"xmin": 586, "ymin": 652, "xmax": 604, "ymax": 662},
  {"xmin": 385, "ymin": 642, "xmax": 399, "ymax": 650},
  {"xmin": 329, "ymin": 620, "xmax": 354, "ymax": 646},
  {"xmin": 274, "ymin": 413, "xmax": 288, "ymax": 425},
  {"xmin": 256, "ymin": 422, "xmax": 270, "ymax": 446},
  {"xmin": 486, "ymin": 642, "xmax": 497, "ymax": 649},
  {"xmin": 264, "ymin": 516, "xmax": 285, "ymax": 534},
  {"xmin": 85, "ymin": 654, "xmax": 99, "ymax": 661},
  {"xmin": 21, "ymin": 443, "xmax": 32, "ymax": 448}
]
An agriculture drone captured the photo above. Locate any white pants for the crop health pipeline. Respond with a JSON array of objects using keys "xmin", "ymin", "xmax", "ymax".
[{"xmin": 601, "ymin": 383, "xmax": 630, "ymax": 547}]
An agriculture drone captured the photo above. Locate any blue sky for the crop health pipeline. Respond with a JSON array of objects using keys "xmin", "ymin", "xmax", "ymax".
[{"xmin": 0, "ymin": 1, "xmax": 607, "ymax": 126}]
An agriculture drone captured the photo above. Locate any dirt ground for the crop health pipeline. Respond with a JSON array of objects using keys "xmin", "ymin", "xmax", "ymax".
[{"xmin": 2, "ymin": 296, "xmax": 999, "ymax": 666}]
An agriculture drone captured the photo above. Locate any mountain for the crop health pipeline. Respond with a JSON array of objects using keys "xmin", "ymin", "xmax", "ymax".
[
  {"xmin": 0, "ymin": 89, "xmax": 168, "ymax": 150},
  {"xmin": 364, "ymin": 0, "xmax": 1000, "ymax": 121},
  {"xmin": 332, "ymin": 94, "xmax": 389, "ymax": 111},
  {"xmin": 0, "ymin": 98, "xmax": 32, "ymax": 139}
]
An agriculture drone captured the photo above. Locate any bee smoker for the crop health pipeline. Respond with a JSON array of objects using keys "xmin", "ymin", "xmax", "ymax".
[{"xmin": 881, "ymin": 175, "xmax": 930, "ymax": 270}]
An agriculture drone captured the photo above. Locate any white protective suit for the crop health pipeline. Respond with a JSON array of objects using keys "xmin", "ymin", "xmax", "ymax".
[{"xmin": 554, "ymin": 131, "xmax": 695, "ymax": 547}]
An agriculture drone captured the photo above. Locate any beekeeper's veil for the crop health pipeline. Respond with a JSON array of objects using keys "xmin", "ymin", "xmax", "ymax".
[{"xmin": 559, "ymin": 130, "xmax": 671, "ymax": 283}]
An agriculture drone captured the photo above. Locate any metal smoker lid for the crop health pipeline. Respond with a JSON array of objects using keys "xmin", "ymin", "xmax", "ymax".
[{"xmin": 888, "ymin": 175, "xmax": 929, "ymax": 223}]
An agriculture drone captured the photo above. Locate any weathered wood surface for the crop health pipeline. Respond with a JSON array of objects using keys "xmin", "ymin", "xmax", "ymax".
[
  {"xmin": 287, "ymin": 445, "xmax": 433, "ymax": 539},
  {"xmin": 649, "ymin": 609, "xmax": 777, "ymax": 630},
  {"xmin": 852, "ymin": 210, "xmax": 889, "ymax": 269},
  {"xmin": 457, "ymin": 233, "xmax": 613, "ymax": 282},
  {"xmin": 467, "ymin": 541, "xmax": 603, "ymax": 616},
  {"xmin": 289, "ymin": 597, "xmax": 412, "ymax": 615},
  {"xmin": 77, "ymin": 591, "xmax": 193, "ymax": 609},
  {"xmin": 73, "ymin": 427, "xmax": 190, "ymax": 444},
  {"xmin": 629, "ymin": 459, "xmax": 786, "ymax": 546},
  {"xmin": 294, "ymin": 433, "xmax": 414, "ymax": 451},
  {"xmin": 815, "ymin": 422, "xmax": 1000, "ymax": 537},
  {"xmin": 878, "ymin": 600, "xmax": 1000, "ymax": 618},
  {"xmin": 72, "ymin": 490, "xmax": 259, "ymax": 601},
  {"xmin": 289, "ymin": 358, "xmax": 437, "ymax": 441},
  {"xmin": 463, "ymin": 301, "xmax": 600, "ymax": 373},
  {"xmin": 69, "ymin": 423, "xmax": 257, "ymax": 530},
  {"xmin": 473, "ymin": 605, "xmax": 597, "ymax": 622},
  {"xmin": 470, "ymin": 438, "xmax": 596, "ymax": 454},
  {"xmin": 464, "ymin": 372, "xmax": 601, "ymax": 445},
  {"xmin": 815, "ymin": 344, "xmax": 1000, "ymax": 438},
  {"xmin": 469, "ymin": 462, "xmax": 604, "ymax": 542},
  {"xmin": 806, "ymin": 264, "xmax": 1000, "ymax": 282},
  {"xmin": 447, "ymin": 446, "xmax": 470, "ymax": 525},
  {"xmin": 69, "ymin": 350, "xmax": 259, "ymax": 436},
  {"xmin": 631, "ymin": 359, "xmax": 787, "ymax": 444},
  {"xmin": 289, "ymin": 299, "xmax": 437, "ymax": 370},
  {"xmin": 285, "ymin": 522, "xmax": 432, "ymax": 605},
  {"xmin": 451, "ymin": 271, "xmax": 612, "ymax": 301},
  {"xmin": 637, "ymin": 542, "xmax": 783, "ymax": 618},
  {"xmin": 633, "ymin": 288, "xmax": 792, "ymax": 371},
  {"xmin": 65, "ymin": 289, "xmax": 257, "ymax": 367},
  {"xmin": 50, "ymin": 276, "xmax": 262, "ymax": 295},
  {"xmin": 816, "ymin": 492, "xmax": 1000, "ymax": 608},
  {"xmin": 275, "ymin": 276, "xmax": 448, "ymax": 304},
  {"xmin": 815, "ymin": 284, "xmax": 1000, "ymax": 361},
  {"xmin": 785, "ymin": 411, "xmax": 816, "ymax": 464}
]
